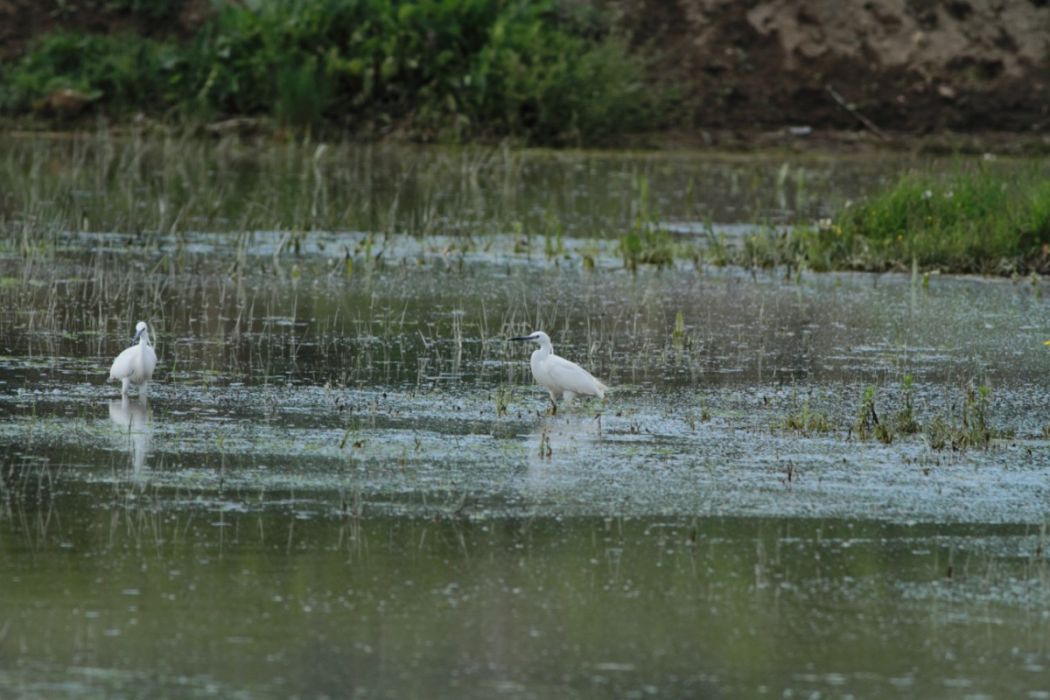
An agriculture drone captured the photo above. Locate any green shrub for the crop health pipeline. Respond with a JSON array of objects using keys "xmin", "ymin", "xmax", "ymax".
[
  {"xmin": 0, "ymin": 32, "xmax": 181, "ymax": 114},
  {"xmin": 1, "ymin": 0, "xmax": 659, "ymax": 143}
]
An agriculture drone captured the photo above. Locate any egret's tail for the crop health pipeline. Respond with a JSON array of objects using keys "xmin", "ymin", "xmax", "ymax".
[{"xmin": 595, "ymin": 380, "xmax": 609, "ymax": 399}]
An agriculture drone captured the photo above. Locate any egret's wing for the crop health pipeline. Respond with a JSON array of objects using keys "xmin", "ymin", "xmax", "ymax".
[
  {"xmin": 109, "ymin": 345, "xmax": 137, "ymax": 380},
  {"xmin": 546, "ymin": 355, "xmax": 606, "ymax": 398}
]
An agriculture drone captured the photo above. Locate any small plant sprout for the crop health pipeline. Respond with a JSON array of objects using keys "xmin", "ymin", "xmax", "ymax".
[
  {"xmin": 538, "ymin": 427, "xmax": 552, "ymax": 459},
  {"xmin": 852, "ymin": 386, "xmax": 877, "ymax": 440},
  {"xmin": 495, "ymin": 387, "xmax": 511, "ymax": 417},
  {"xmin": 923, "ymin": 383, "xmax": 1009, "ymax": 451},
  {"xmin": 894, "ymin": 375, "xmax": 921, "ymax": 435},
  {"xmin": 672, "ymin": 311, "xmax": 687, "ymax": 350}
]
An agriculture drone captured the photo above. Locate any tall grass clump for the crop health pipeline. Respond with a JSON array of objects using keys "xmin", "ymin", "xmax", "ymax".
[
  {"xmin": 820, "ymin": 166, "xmax": 1050, "ymax": 274},
  {"xmin": 1, "ymin": 0, "xmax": 659, "ymax": 143}
]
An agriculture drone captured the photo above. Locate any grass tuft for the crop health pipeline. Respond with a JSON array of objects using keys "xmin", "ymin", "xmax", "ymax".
[{"xmin": 781, "ymin": 398, "xmax": 832, "ymax": 435}]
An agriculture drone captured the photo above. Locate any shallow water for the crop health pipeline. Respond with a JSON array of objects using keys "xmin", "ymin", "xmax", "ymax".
[{"xmin": 1, "ymin": 137, "xmax": 1049, "ymax": 698}]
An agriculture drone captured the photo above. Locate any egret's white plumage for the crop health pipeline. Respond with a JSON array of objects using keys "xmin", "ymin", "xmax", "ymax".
[
  {"xmin": 510, "ymin": 331, "xmax": 607, "ymax": 411},
  {"xmin": 109, "ymin": 321, "xmax": 157, "ymax": 396}
]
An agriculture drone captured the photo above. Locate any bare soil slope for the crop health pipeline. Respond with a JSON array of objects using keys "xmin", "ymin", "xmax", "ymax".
[{"xmin": 616, "ymin": 0, "xmax": 1050, "ymax": 134}]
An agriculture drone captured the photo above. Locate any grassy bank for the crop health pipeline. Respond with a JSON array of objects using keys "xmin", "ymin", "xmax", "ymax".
[
  {"xmin": 706, "ymin": 166, "xmax": 1050, "ymax": 275},
  {"xmin": 0, "ymin": 0, "xmax": 657, "ymax": 144},
  {"xmin": 807, "ymin": 166, "xmax": 1050, "ymax": 274}
]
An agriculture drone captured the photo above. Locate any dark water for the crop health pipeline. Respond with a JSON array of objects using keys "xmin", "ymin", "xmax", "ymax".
[{"xmin": 1, "ymin": 136, "xmax": 1049, "ymax": 698}]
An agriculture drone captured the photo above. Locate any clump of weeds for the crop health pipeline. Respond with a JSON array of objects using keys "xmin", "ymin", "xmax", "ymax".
[
  {"xmin": 781, "ymin": 397, "xmax": 832, "ymax": 435},
  {"xmin": 924, "ymin": 383, "xmax": 1011, "ymax": 451},
  {"xmin": 619, "ymin": 175, "xmax": 676, "ymax": 270},
  {"xmin": 852, "ymin": 385, "xmax": 893, "ymax": 443},
  {"xmin": 494, "ymin": 387, "xmax": 511, "ymax": 417},
  {"xmin": 672, "ymin": 308, "xmax": 688, "ymax": 350},
  {"xmin": 893, "ymin": 374, "xmax": 921, "ymax": 435}
]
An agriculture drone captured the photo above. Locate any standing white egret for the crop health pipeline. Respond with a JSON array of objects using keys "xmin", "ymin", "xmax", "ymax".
[
  {"xmin": 109, "ymin": 321, "xmax": 157, "ymax": 396},
  {"xmin": 510, "ymin": 331, "xmax": 607, "ymax": 413}
]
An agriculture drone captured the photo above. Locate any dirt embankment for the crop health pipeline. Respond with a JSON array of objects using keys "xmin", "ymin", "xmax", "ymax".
[
  {"xmin": 615, "ymin": 0, "xmax": 1050, "ymax": 136},
  {"xmin": 2, "ymin": 0, "xmax": 1049, "ymax": 142}
]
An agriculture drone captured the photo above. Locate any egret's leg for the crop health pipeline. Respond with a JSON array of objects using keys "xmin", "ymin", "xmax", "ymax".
[{"xmin": 121, "ymin": 377, "xmax": 130, "ymax": 396}]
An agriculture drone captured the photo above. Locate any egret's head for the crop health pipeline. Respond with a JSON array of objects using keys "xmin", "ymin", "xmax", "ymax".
[
  {"xmin": 134, "ymin": 321, "xmax": 148, "ymax": 339},
  {"xmin": 509, "ymin": 331, "xmax": 550, "ymax": 345}
]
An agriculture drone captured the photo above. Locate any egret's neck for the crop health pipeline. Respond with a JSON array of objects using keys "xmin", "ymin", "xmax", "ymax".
[
  {"xmin": 534, "ymin": 339, "xmax": 553, "ymax": 360},
  {"xmin": 139, "ymin": 331, "xmax": 151, "ymax": 347}
]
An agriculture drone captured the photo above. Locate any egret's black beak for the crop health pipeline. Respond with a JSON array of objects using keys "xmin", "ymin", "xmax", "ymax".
[
  {"xmin": 509, "ymin": 335, "xmax": 534, "ymax": 342},
  {"xmin": 134, "ymin": 328, "xmax": 144, "ymax": 341}
]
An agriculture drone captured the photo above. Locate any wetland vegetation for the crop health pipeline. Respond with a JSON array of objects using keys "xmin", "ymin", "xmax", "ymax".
[{"xmin": 1, "ymin": 134, "xmax": 1049, "ymax": 697}]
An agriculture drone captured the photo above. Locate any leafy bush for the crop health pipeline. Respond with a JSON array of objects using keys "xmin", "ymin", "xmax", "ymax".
[
  {"xmin": 1, "ymin": 0, "xmax": 659, "ymax": 142},
  {"xmin": 0, "ymin": 32, "xmax": 181, "ymax": 114}
]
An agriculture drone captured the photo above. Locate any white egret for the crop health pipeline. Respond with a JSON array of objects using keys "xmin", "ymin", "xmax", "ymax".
[
  {"xmin": 109, "ymin": 321, "xmax": 157, "ymax": 396},
  {"xmin": 510, "ymin": 331, "xmax": 607, "ymax": 413}
]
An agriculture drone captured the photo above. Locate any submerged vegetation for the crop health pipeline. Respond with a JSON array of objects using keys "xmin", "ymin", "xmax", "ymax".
[{"xmin": 0, "ymin": 0, "xmax": 657, "ymax": 144}]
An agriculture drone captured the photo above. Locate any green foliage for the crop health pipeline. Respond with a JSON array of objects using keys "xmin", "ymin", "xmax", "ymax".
[
  {"xmin": 619, "ymin": 174, "xmax": 676, "ymax": 269},
  {"xmin": 832, "ymin": 167, "xmax": 1050, "ymax": 273},
  {"xmin": 923, "ymin": 384, "xmax": 1009, "ymax": 451},
  {"xmin": 1, "ymin": 0, "xmax": 659, "ymax": 142},
  {"xmin": 893, "ymin": 374, "xmax": 920, "ymax": 435},
  {"xmin": 107, "ymin": 0, "xmax": 180, "ymax": 19},
  {"xmin": 852, "ymin": 385, "xmax": 878, "ymax": 441},
  {"xmin": 781, "ymin": 399, "xmax": 832, "ymax": 435},
  {"xmin": 0, "ymin": 32, "xmax": 182, "ymax": 114},
  {"xmin": 712, "ymin": 167, "xmax": 1050, "ymax": 276},
  {"xmin": 671, "ymin": 310, "xmax": 686, "ymax": 350}
]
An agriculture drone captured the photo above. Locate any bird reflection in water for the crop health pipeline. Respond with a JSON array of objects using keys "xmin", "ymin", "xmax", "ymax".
[{"xmin": 108, "ymin": 396, "xmax": 152, "ymax": 477}]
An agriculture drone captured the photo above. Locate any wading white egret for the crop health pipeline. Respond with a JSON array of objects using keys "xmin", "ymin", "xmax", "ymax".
[
  {"xmin": 109, "ymin": 321, "xmax": 157, "ymax": 396},
  {"xmin": 510, "ymin": 331, "xmax": 607, "ymax": 413}
]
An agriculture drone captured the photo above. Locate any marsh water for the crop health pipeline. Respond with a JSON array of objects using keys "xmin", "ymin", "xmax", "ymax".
[{"xmin": 1, "ymin": 136, "xmax": 1049, "ymax": 698}]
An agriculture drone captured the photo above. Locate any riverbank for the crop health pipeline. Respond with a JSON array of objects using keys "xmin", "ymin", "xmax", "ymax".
[{"xmin": 3, "ymin": 1, "xmax": 1049, "ymax": 147}]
